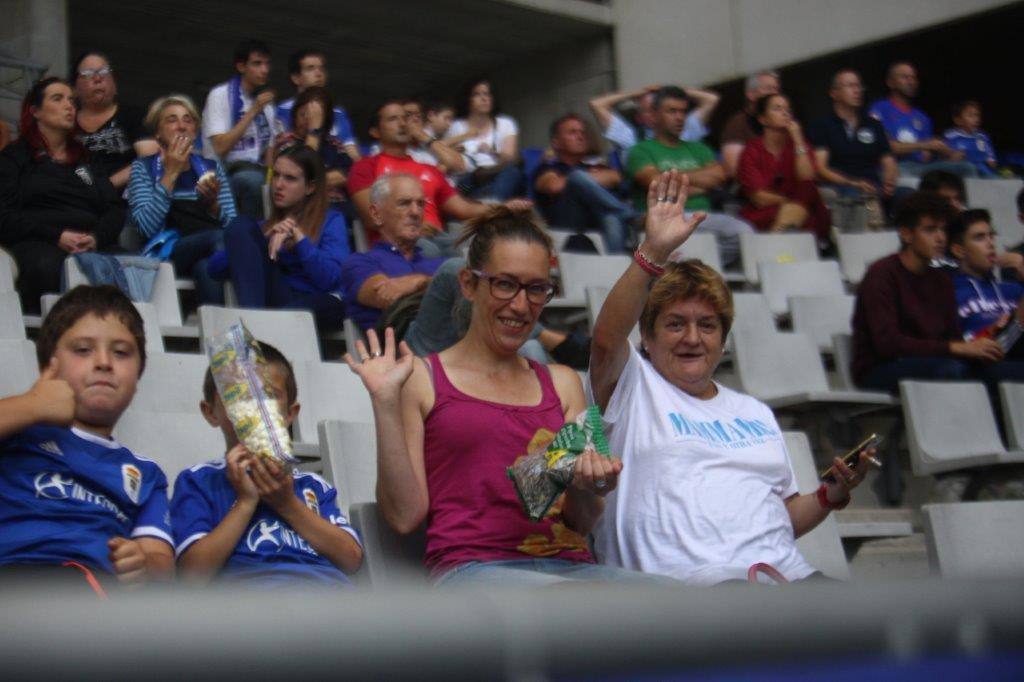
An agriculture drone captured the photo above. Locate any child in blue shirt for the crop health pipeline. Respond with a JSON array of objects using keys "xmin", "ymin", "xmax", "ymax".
[
  {"xmin": 171, "ymin": 341, "xmax": 363, "ymax": 587},
  {"xmin": 950, "ymin": 210, "xmax": 1024, "ymax": 358},
  {"xmin": 0, "ymin": 286, "xmax": 174, "ymax": 591},
  {"xmin": 943, "ymin": 100, "xmax": 998, "ymax": 178}
]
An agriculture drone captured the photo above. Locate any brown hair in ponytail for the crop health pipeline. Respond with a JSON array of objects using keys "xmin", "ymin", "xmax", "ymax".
[{"xmin": 455, "ymin": 205, "xmax": 553, "ymax": 270}]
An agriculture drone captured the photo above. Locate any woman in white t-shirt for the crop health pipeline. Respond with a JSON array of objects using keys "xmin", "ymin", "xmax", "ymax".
[
  {"xmin": 588, "ymin": 169, "xmax": 874, "ymax": 585},
  {"xmin": 446, "ymin": 78, "xmax": 524, "ymax": 200}
]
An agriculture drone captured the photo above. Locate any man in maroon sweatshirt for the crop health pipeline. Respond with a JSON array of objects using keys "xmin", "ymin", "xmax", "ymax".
[{"xmin": 852, "ymin": 191, "xmax": 1013, "ymax": 392}]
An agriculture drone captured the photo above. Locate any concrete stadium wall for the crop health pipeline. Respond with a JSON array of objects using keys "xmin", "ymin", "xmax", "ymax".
[
  {"xmin": 613, "ymin": 0, "xmax": 1018, "ymax": 89},
  {"xmin": 0, "ymin": 0, "xmax": 68, "ymax": 124}
]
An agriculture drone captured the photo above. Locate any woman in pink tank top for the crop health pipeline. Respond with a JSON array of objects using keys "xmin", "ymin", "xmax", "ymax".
[{"xmin": 346, "ymin": 207, "xmax": 656, "ymax": 587}]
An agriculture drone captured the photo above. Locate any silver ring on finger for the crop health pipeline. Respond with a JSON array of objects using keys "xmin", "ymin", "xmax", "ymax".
[
  {"xmin": 371, "ymin": 351, "xmax": 383, "ymax": 358},
  {"xmin": 595, "ymin": 478, "xmax": 607, "ymax": 490}
]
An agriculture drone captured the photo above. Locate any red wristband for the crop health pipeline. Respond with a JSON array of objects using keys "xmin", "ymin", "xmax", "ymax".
[
  {"xmin": 816, "ymin": 483, "xmax": 849, "ymax": 511},
  {"xmin": 633, "ymin": 248, "xmax": 665, "ymax": 277}
]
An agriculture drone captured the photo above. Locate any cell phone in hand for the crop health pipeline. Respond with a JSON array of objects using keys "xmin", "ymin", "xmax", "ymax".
[{"xmin": 819, "ymin": 433, "xmax": 883, "ymax": 482}]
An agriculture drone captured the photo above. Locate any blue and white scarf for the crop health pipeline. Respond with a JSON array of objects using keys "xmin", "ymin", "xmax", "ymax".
[{"xmin": 228, "ymin": 76, "xmax": 272, "ymax": 153}]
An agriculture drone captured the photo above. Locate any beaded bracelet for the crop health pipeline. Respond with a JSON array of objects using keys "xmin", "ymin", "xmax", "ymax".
[{"xmin": 633, "ymin": 248, "xmax": 666, "ymax": 277}]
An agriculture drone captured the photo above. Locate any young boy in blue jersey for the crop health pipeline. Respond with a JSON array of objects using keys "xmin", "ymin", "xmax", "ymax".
[
  {"xmin": 0, "ymin": 286, "xmax": 175, "ymax": 590},
  {"xmin": 171, "ymin": 342, "xmax": 363, "ymax": 587},
  {"xmin": 943, "ymin": 101, "xmax": 998, "ymax": 178},
  {"xmin": 949, "ymin": 209, "xmax": 1024, "ymax": 359}
]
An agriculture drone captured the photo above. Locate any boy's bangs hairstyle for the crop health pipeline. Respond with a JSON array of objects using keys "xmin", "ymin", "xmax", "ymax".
[
  {"xmin": 202, "ymin": 340, "xmax": 297, "ymax": 407},
  {"xmin": 639, "ymin": 259, "xmax": 734, "ymax": 347},
  {"xmin": 455, "ymin": 205, "xmax": 553, "ymax": 270},
  {"xmin": 37, "ymin": 285, "xmax": 147, "ymax": 374},
  {"xmin": 894, "ymin": 190, "xmax": 956, "ymax": 233}
]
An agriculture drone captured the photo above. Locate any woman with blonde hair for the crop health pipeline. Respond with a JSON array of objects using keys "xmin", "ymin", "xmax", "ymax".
[{"xmin": 128, "ymin": 94, "xmax": 236, "ymax": 303}]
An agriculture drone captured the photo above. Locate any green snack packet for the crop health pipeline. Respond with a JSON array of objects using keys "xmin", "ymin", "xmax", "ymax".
[{"xmin": 507, "ymin": 406, "xmax": 610, "ymax": 522}]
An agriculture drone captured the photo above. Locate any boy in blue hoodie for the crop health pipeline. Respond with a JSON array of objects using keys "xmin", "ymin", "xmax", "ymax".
[{"xmin": 950, "ymin": 209, "xmax": 1024, "ymax": 360}]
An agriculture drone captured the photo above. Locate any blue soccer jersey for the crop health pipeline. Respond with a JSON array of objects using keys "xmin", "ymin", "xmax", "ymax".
[
  {"xmin": 868, "ymin": 98, "xmax": 933, "ymax": 163},
  {"xmin": 944, "ymin": 128, "xmax": 997, "ymax": 176},
  {"xmin": 0, "ymin": 425, "xmax": 173, "ymax": 573},
  {"xmin": 171, "ymin": 461, "xmax": 361, "ymax": 587}
]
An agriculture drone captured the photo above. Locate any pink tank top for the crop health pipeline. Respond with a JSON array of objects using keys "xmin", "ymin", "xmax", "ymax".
[{"xmin": 422, "ymin": 354, "xmax": 594, "ymax": 575}]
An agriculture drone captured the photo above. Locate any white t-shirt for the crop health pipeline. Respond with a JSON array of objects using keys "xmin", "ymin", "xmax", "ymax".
[
  {"xmin": 202, "ymin": 81, "xmax": 280, "ymax": 164},
  {"xmin": 446, "ymin": 115, "xmax": 518, "ymax": 170},
  {"xmin": 591, "ymin": 344, "xmax": 816, "ymax": 585}
]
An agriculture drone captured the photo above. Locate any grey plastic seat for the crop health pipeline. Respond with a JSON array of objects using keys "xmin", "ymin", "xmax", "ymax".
[
  {"xmin": 899, "ymin": 380, "xmax": 1024, "ymax": 476},
  {"xmin": 548, "ymin": 229, "xmax": 607, "ymax": 255},
  {"xmin": 0, "ymin": 339, "xmax": 39, "ymax": 397},
  {"xmin": 733, "ymin": 329, "xmax": 896, "ymax": 410},
  {"xmin": 1000, "ymin": 382, "xmax": 1024, "ymax": 449},
  {"xmin": 343, "ymin": 318, "xmax": 367, "ymax": 354},
  {"xmin": 294, "ymin": 362, "xmax": 375, "ymax": 446},
  {"xmin": 318, "ymin": 420, "xmax": 377, "ymax": 506},
  {"xmin": 757, "ymin": 260, "xmax": 846, "ymax": 317},
  {"xmin": 556, "ymin": 253, "xmax": 631, "ymax": 304},
  {"xmin": 739, "ymin": 232, "xmax": 818, "ymax": 285},
  {"xmin": 352, "ymin": 218, "xmax": 370, "ymax": 253},
  {"xmin": 832, "ymin": 333, "xmax": 855, "ymax": 390},
  {"xmin": 784, "ymin": 431, "xmax": 850, "ymax": 580},
  {"xmin": 790, "ymin": 294, "xmax": 855, "ymax": 351},
  {"xmin": 965, "ymin": 177, "xmax": 1024, "ymax": 248},
  {"xmin": 0, "ymin": 248, "xmax": 16, "ymax": 292},
  {"xmin": 0, "ymin": 293, "xmax": 25, "ymax": 339},
  {"xmin": 584, "ymin": 286, "xmax": 640, "ymax": 347},
  {"xmin": 198, "ymin": 305, "xmax": 321, "ymax": 363},
  {"xmin": 835, "ymin": 231, "xmax": 899, "ymax": 285},
  {"xmin": 670, "ymin": 232, "xmax": 723, "ymax": 275},
  {"xmin": 131, "ymin": 352, "xmax": 210, "ymax": 413},
  {"xmin": 348, "ymin": 501, "xmax": 427, "ymax": 587},
  {"xmin": 63, "ymin": 258, "xmax": 189, "ymax": 336},
  {"xmin": 114, "ymin": 409, "xmax": 227, "ymax": 491},
  {"xmin": 923, "ymin": 501, "xmax": 1024, "ymax": 578}
]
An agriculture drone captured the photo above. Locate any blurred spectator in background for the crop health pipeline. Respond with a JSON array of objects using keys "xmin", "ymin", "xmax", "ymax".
[
  {"xmin": 277, "ymin": 49, "xmax": 361, "ymax": 162},
  {"xmin": 446, "ymin": 78, "xmax": 523, "ymax": 200},
  {"xmin": 0, "ymin": 120, "xmax": 11, "ymax": 152},
  {"xmin": 533, "ymin": 114, "xmax": 634, "ymax": 253},
  {"xmin": 628, "ymin": 86, "xmax": 751, "ymax": 265},
  {"xmin": 868, "ymin": 62, "xmax": 976, "ymax": 178},
  {"xmin": 918, "ymin": 169, "xmax": 967, "ymax": 212},
  {"xmin": 403, "ymin": 98, "xmax": 469, "ymax": 172},
  {"xmin": 809, "ymin": 69, "xmax": 905, "ymax": 226},
  {"xmin": 851, "ymin": 192, "xmax": 1024, "ymax": 394},
  {"xmin": 73, "ymin": 51, "xmax": 157, "ymax": 191},
  {"xmin": 721, "ymin": 70, "xmax": 781, "ymax": 178},
  {"xmin": 739, "ymin": 94, "xmax": 829, "ymax": 240},
  {"xmin": 0, "ymin": 78, "xmax": 125, "ymax": 313},
  {"xmin": 943, "ymin": 100, "xmax": 998, "ymax": 178},
  {"xmin": 128, "ymin": 94, "xmax": 235, "ymax": 305},
  {"xmin": 202, "ymin": 40, "xmax": 279, "ymax": 219},
  {"xmin": 349, "ymin": 100, "xmax": 530, "ymax": 258},
  {"xmin": 949, "ymin": 209, "xmax": 1023, "ymax": 357},
  {"xmin": 588, "ymin": 83, "xmax": 719, "ymax": 164},
  {"xmin": 273, "ymin": 87, "xmax": 352, "ymax": 213},
  {"xmin": 213, "ymin": 145, "xmax": 349, "ymax": 331}
]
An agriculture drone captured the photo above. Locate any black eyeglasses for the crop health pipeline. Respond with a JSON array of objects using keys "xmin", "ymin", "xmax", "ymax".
[{"xmin": 471, "ymin": 270, "xmax": 555, "ymax": 304}]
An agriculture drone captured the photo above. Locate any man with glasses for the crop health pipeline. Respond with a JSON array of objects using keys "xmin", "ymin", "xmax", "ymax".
[{"xmin": 341, "ymin": 174, "xmax": 589, "ymax": 366}]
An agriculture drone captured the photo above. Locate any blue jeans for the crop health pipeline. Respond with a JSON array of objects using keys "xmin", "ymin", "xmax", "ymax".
[
  {"xmin": 223, "ymin": 216, "xmax": 346, "ymax": 332},
  {"xmin": 898, "ymin": 160, "xmax": 978, "ymax": 179},
  {"xmin": 435, "ymin": 558, "xmax": 672, "ymax": 588},
  {"xmin": 859, "ymin": 356, "xmax": 1024, "ymax": 394},
  {"xmin": 403, "ymin": 257, "xmax": 546, "ymax": 360},
  {"xmin": 461, "ymin": 165, "xmax": 524, "ymax": 201},
  {"xmin": 539, "ymin": 169, "xmax": 636, "ymax": 253},
  {"xmin": 171, "ymin": 230, "xmax": 224, "ymax": 305},
  {"xmin": 227, "ymin": 165, "xmax": 267, "ymax": 219}
]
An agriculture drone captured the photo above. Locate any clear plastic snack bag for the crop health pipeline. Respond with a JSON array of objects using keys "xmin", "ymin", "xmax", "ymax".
[
  {"xmin": 507, "ymin": 405, "xmax": 611, "ymax": 522},
  {"xmin": 206, "ymin": 323, "xmax": 295, "ymax": 465}
]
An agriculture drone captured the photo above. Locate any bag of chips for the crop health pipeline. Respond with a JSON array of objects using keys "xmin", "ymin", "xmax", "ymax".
[
  {"xmin": 206, "ymin": 323, "xmax": 295, "ymax": 465},
  {"xmin": 507, "ymin": 405, "xmax": 610, "ymax": 522}
]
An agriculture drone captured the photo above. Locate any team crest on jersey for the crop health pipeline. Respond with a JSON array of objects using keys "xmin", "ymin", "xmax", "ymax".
[
  {"xmin": 856, "ymin": 128, "xmax": 875, "ymax": 144},
  {"xmin": 122, "ymin": 464, "xmax": 142, "ymax": 504},
  {"xmin": 39, "ymin": 440, "xmax": 64, "ymax": 457},
  {"xmin": 75, "ymin": 166, "xmax": 94, "ymax": 186},
  {"xmin": 303, "ymin": 488, "xmax": 319, "ymax": 514}
]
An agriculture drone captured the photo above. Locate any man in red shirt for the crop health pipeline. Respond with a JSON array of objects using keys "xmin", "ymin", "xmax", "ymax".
[{"xmin": 348, "ymin": 100, "xmax": 530, "ymax": 253}]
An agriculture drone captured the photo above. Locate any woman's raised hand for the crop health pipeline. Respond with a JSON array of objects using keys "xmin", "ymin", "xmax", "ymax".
[
  {"xmin": 343, "ymin": 328, "xmax": 415, "ymax": 403},
  {"xmin": 642, "ymin": 169, "xmax": 706, "ymax": 261},
  {"xmin": 163, "ymin": 134, "xmax": 193, "ymax": 177}
]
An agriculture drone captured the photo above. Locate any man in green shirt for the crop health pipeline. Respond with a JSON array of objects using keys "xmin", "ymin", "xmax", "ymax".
[{"xmin": 627, "ymin": 86, "xmax": 752, "ymax": 264}]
